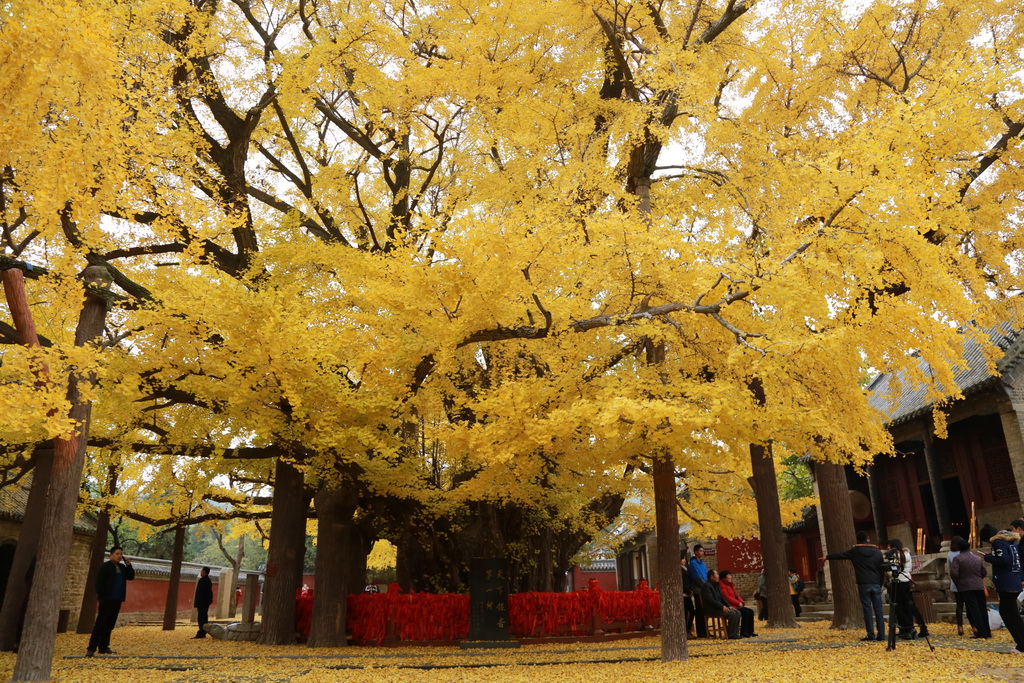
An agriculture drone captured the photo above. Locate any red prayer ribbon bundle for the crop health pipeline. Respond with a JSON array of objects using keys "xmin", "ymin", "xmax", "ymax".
[{"xmin": 296, "ymin": 582, "xmax": 661, "ymax": 642}]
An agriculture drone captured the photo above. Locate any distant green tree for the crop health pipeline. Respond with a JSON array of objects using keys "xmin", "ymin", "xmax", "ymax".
[{"xmin": 778, "ymin": 455, "xmax": 813, "ymax": 502}]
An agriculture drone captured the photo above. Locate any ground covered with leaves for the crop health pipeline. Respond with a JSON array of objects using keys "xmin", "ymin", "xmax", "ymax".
[{"xmin": 2, "ymin": 621, "xmax": 1022, "ymax": 682}]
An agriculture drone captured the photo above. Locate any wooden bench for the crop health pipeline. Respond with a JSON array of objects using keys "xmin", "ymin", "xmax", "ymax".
[{"xmin": 703, "ymin": 615, "xmax": 729, "ymax": 639}]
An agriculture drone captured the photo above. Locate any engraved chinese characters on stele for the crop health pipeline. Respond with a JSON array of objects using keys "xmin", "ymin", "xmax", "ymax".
[{"xmin": 468, "ymin": 558, "xmax": 511, "ymax": 641}]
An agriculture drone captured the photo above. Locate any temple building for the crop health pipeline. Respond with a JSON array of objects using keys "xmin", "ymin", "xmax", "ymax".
[{"xmin": 862, "ymin": 324, "xmax": 1024, "ymax": 550}]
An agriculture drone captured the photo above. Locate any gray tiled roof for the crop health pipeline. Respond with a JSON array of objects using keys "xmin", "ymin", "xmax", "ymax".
[
  {"xmin": 867, "ymin": 323, "xmax": 1021, "ymax": 426},
  {"xmin": 0, "ymin": 478, "xmax": 96, "ymax": 535},
  {"xmin": 579, "ymin": 558, "xmax": 616, "ymax": 572},
  {"xmin": 124, "ymin": 556, "xmax": 262, "ymax": 583}
]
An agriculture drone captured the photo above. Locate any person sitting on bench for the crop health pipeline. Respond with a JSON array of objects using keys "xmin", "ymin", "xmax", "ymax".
[
  {"xmin": 719, "ymin": 570, "xmax": 757, "ymax": 637},
  {"xmin": 701, "ymin": 569, "xmax": 742, "ymax": 639}
]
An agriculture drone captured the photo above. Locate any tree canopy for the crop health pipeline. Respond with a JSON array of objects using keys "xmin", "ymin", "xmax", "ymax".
[{"xmin": 1, "ymin": 0, "xmax": 1023, "ymax": 668}]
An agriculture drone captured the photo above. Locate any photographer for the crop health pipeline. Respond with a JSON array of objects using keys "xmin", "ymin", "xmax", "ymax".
[
  {"xmin": 824, "ymin": 531, "xmax": 887, "ymax": 642},
  {"xmin": 885, "ymin": 539, "xmax": 929, "ymax": 640}
]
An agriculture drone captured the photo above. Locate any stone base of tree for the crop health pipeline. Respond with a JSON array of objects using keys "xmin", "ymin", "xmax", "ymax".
[{"xmin": 206, "ymin": 622, "xmax": 262, "ymax": 641}]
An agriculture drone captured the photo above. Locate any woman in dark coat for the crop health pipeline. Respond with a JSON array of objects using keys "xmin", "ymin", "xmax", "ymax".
[
  {"xmin": 949, "ymin": 536, "xmax": 990, "ymax": 638},
  {"xmin": 982, "ymin": 523, "xmax": 1024, "ymax": 652}
]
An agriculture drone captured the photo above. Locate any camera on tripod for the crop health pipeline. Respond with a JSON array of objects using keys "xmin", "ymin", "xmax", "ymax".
[{"xmin": 883, "ymin": 549, "xmax": 902, "ymax": 576}]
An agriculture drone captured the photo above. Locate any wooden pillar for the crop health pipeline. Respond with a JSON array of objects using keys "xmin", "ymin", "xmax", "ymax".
[
  {"xmin": 866, "ymin": 464, "xmax": 888, "ymax": 546},
  {"xmin": 922, "ymin": 424, "xmax": 952, "ymax": 539},
  {"xmin": 996, "ymin": 405, "xmax": 1024, "ymax": 517}
]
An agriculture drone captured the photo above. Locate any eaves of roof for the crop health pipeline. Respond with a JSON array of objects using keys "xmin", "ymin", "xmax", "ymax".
[{"xmin": 868, "ymin": 323, "xmax": 1021, "ymax": 429}]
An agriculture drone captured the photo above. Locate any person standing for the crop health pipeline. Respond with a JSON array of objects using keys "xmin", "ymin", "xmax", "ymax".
[
  {"xmin": 1012, "ymin": 519, "xmax": 1024, "ymax": 570},
  {"xmin": 788, "ymin": 569, "xmax": 804, "ymax": 618},
  {"xmin": 981, "ymin": 523, "xmax": 1024, "ymax": 653},
  {"xmin": 86, "ymin": 547, "xmax": 134, "ymax": 657},
  {"xmin": 887, "ymin": 539, "xmax": 929, "ymax": 640},
  {"xmin": 949, "ymin": 536, "xmax": 990, "ymax": 639},
  {"xmin": 680, "ymin": 547, "xmax": 696, "ymax": 638},
  {"xmin": 824, "ymin": 531, "xmax": 887, "ymax": 642},
  {"xmin": 193, "ymin": 567, "xmax": 214, "ymax": 639},
  {"xmin": 947, "ymin": 535, "xmax": 966, "ymax": 636},
  {"xmin": 756, "ymin": 569, "xmax": 768, "ymax": 621},
  {"xmin": 688, "ymin": 545, "xmax": 710, "ymax": 638}
]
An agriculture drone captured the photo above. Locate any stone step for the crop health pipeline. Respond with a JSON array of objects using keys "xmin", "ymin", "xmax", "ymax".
[
  {"xmin": 797, "ymin": 602, "xmax": 971, "ymax": 623},
  {"xmin": 798, "ymin": 601, "xmax": 961, "ymax": 612}
]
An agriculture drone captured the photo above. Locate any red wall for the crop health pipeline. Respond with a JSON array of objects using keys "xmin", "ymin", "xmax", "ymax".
[
  {"xmin": 122, "ymin": 577, "xmax": 220, "ymax": 613},
  {"xmin": 121, "ymin": 578, "xmax": 252, "ymax": 614},
  {"xmin": 715, "ymin": 537, "xmax": 763, "ymax": 574},
  {"xmin": 569, "ymin": 567, "xmax": 617, "ymax": 591}
]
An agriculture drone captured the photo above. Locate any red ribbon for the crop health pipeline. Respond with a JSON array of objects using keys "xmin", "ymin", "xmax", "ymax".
[{"xmin": 299, "ymin": 582, "xmax": 661, "ymax": 642}]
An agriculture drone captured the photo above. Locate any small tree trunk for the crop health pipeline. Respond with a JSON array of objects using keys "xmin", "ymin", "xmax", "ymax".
[
  {"xmin": 346, "ymin": 523, "xmax": 370, "ymax": 593},
  {"xmin": 256, "ymin": 457, "xmax": 307, "ymax": 646},
  {"xmin": 162, "ymin": 525, "xmax": 187, "ymax": 630},
  {"xmin": 229, "ymin": 536, "xmax": 244, "ymax": 618},
  {"xmin": 653, "ymin": 452, "xmax": 687, "ymax": 661},
  {"xmin": 77, "ymin": 465, "xmax": 117, "ymax": 634},
  {"xmin": 749, "ymin": 441, "xmax": 798, "ymax": 628},
  {"xmin": 13, "ymin": 268, "xmax": 109, "ymax": 681},
  {"xmin": 308, "ymin": 486, "xmax": 357, "ymax": 647},
  {"xmin": 813, "ymin": 460, "xmax": 862, "ymax": 629}
]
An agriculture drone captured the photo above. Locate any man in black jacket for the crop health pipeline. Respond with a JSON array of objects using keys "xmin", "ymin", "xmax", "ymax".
[
  {"xmin": 825, "ymin": 531, "xmax": 887, "ymax": 642},
  {"xmin": 86, "ymin": 547, "xmax": 135, "ymax": 657},
  {"xmin": 700, "ymin": 570, "xmax": 741, "ymax": 639},
  {"xmin": 193, "ymin": 567, "xmax": 214, "ymax": 639}
]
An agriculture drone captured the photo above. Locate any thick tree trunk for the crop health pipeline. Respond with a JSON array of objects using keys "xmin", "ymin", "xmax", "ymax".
[
  {"xmin": 162, "ymin": 525, "xmax": 187, "ymax": 630},
  {"xmin": 0, "ymin": 451, "xmax": 51, "ymax": 652},
  {"xmin": 308, "ymin": 486, "xmax": 358, "ymax": 647},
  {"xmin": 653, "ymin": 452, "xmax": 687, "ymax": 661},
  {"xmin": 13, "ymin": 268, "xmax": 108, "ymax": 681},
  {"xmin": 0, "ymin": 270, "xmax": 53, "ymax": 651},
  {"xmin": 813, "ymin": 460, "xmax": 862, "ymax": 629},
  {"xmin": 749, "ymin": 442, "xmax": 798, "ymax": 628},
  {"xmin": 77, "ymin": 465, "xmax": 117, "ymax": 634},
  {"xmin": 256, "ymin": 457, "xmax": 307, "ymax": 645}
]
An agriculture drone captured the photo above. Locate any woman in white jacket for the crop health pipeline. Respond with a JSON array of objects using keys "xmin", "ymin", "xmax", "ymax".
[{"xmin": 887, "ymin": 539, "xmax": 929, "ymax": 640}]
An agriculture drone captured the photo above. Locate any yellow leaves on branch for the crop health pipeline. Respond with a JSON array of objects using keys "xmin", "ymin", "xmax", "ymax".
[{"xmin": 1, "ymin": 0, "xmax": 1023, "ymax": 532}]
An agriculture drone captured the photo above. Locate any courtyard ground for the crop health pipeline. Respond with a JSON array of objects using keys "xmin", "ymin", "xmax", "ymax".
[{"xmin": 1, "ymin": 621, "xmax": 1022, "ymax": 682}]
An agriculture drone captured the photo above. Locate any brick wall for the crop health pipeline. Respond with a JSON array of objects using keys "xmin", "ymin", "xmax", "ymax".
[
  {"xmin": 730, "ymin": 571, "xmax": 759, "ymax": 601},
  {"xmin": 0, "ymin": 521, "xmax": 93, "ymax": 626},
  {"xmin": 62, "ymin": 535, "xmax": 92, "ymax": 624}
]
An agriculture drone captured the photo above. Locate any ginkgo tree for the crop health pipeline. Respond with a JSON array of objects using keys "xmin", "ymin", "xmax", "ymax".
[
  {"xmin": 2, "ymin": 0, "xmax": 1024, "ymax": 676},
  {"xmin": 399, "ymin": 0, "xmax": 1024, "ymax": 660}
]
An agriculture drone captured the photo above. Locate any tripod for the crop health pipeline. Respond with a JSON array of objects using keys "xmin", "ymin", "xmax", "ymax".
[{"xmin": 885, "ymin": 577, "xmax": 935, "ymax": 652}]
